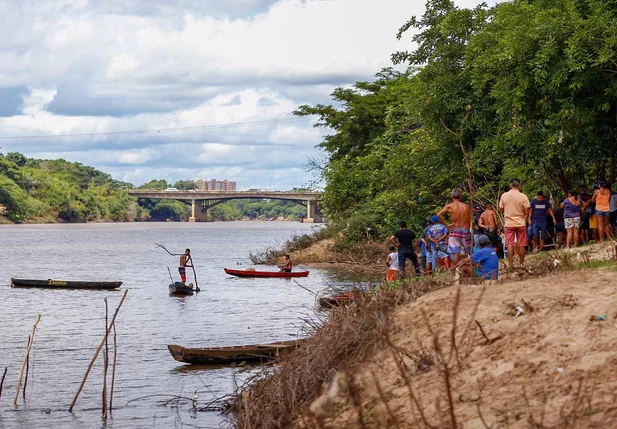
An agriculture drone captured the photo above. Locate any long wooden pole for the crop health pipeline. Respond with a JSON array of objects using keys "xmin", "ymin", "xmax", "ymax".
[
  {"xmin": 14, "ymin": 314, "xmax": 41, "ymax": 405},
  {"xmin": 102, "ymin": 298, "xmax": 109, "ymax": 417},
  {"xmin": 23, "ymin": 335, "xmax": 30, "ymax": 399},
  {"xmin": 69, "ymin": 290, "xmax": 128, "ymax": 412},
  {"xmin": 109, "ymin": 323, "xmax": 117, "ymax": 412}
]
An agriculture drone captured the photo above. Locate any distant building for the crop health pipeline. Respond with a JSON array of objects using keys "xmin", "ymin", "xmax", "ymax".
[{"xmin": 195, "ymin": 179, "xmax": 236, "ymax": 191}]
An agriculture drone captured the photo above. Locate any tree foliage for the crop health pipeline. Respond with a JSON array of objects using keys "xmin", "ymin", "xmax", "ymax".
[{"xmin": 300, "ymin": 0, "xmax": 617, "ymax": 238}]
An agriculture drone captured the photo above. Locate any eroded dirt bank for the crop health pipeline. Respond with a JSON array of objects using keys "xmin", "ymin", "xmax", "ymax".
[{"xmin": 234, "ymin": 244, "xmax": 617, "ymax": 429}]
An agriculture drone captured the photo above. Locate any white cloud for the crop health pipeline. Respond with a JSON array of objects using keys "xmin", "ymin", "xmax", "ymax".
[{"xmin": 0, "ymin": 0, "xmax": 491, "ymax": 186}]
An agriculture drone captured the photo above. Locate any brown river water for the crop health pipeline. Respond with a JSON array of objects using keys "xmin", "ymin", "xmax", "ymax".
[{"xmin": 0, "ymin": 222, "xmax": 360, "ymax": 428}]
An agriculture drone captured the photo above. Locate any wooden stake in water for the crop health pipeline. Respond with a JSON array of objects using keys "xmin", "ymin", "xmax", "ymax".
[
  {"xmin": 23, "ymin": 335, "xmax": 30, "ymax": 399},
  {"xmin": 14, "ymin": 314, "xmax": 41, "ymax": 405},
  {"xmin": 0, "ymin": 367, "xmax": 7, "ymax": 399},
  {"xmin": 109, "ymin": 322, "xmax": 118, "ymax": 412},
  {"xmin": 69, "ymin": 289, "xmax": 128, "ymax": 412},
  {"xmin": 102, "ymin": 298, "xmax": 109, "ymax": 417}
]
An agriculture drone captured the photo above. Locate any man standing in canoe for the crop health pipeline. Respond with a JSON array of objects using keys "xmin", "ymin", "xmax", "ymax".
[
  {"xmin": 438, "ymin": 188, "xmax": 472, "ymax": 265},
  {"xmin": 179, "ymin": 249, "xmax": 193, "ymax": 284}
]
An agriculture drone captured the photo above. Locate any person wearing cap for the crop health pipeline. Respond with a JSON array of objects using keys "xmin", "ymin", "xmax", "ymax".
[
  {"xmin": 499, "ymin": 178, "xmax": 530, "ymax": 268},
  {"xmin": 438, "ymin": 188, "xmax": 472, "ymax": 264},
  {"xmin": 454, "ymin": 235, "xmax": 499, "ymax": 280},
  {"xmin": 427, "ymin": 215, "xmax": 449, "ymax": 274}
]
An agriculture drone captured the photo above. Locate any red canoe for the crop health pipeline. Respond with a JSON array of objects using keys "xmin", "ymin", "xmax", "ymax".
[{"xmin": 224, "ymin": 268, "xmax": 310, "ymax": 278}]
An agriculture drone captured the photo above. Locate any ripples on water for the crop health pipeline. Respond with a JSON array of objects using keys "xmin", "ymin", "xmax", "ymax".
[{"xmin": 0, "ymin": 222, "xmax": 356, "ymax": 428}]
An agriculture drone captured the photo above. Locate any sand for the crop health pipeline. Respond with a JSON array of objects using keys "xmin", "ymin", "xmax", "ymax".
[{"xmin": 311, "ymin": 264, "xmax": 617, "ymax": 428}]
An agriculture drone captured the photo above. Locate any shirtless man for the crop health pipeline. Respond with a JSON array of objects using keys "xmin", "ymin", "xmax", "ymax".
[
  {"xmin": 478, "ymin": 202, "xmax": 500, "ymax": 251},
  {"xmin": 179, "ymin": 249, "xmax": 193, "ymax": 284},
  {"xmin": 438, "ymin": 188, "xmax": 472, "ymax": 264},
  {"xmin": 279, "ymin": 254, "xmax": 293, "ymax": 272}
]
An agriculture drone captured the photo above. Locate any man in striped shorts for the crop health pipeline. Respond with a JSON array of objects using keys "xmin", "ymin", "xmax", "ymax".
[{"xmin": 438, "ymin": 188, "xmax": 472, "ymax": 265}]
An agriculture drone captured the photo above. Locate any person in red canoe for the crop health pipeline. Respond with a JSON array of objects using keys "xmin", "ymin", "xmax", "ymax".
[
  {"xmin": 279, "ymin": 254, "xmax": 293, "ymax": 272},
  {"xmin": 179, "ymin": 249, "xmax": 193, "ymax": 284}
]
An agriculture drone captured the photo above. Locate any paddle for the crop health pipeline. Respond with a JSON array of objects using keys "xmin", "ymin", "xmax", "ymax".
[{"xmin": 156, "ymin": 243, "xmax": 201, "ymax": 292}]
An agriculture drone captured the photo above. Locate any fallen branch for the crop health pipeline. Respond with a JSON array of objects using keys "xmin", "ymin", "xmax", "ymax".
[
  {"xmin": 14, "ymin": 314, "xmax": 41, "ymax": 406},
  {"xmin": 69, "ymin": 290, "xmax": 128, "ymax": 412}
]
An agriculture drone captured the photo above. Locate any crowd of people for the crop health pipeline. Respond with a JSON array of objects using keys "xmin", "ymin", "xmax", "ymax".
[{"xmin": 387, "ymin": 178, "xmax": 617, "ymax": 281}]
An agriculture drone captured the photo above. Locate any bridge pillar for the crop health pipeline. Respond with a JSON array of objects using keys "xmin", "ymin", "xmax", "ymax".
[
  {"xmin": 189, "ymin": 200, "xmax": 210, "ymax": 222},
  {"xmin": 303, "ymin": 200, "xmax": 323, "ymax": 223}
]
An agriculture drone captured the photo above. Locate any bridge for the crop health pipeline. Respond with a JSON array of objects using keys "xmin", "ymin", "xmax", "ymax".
[{"xmin": 128, "ymin": 190, "xmax": 323, "ymax": 222}]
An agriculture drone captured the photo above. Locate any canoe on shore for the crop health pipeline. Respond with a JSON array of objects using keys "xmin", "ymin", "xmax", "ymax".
[
  {"xmin": 224, "ymin": 268, "xmax": 310, "ymax": 278},
  {"xmin": 169, "ymin": 282, "xmax": 194, "ymax": 296},
  {"xmin": 318, "ymin": 292, "xmax": 355, "ymax": 309},
  {"xmin": 168, "ymin": 339, "xmax": 305, "ymax": 365},
  {"xmin": 11, "ymin": 278, "xmax": 122, "ymax": 290}
]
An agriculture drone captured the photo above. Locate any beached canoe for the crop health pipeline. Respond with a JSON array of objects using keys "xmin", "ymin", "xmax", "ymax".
[
  {"xmin": 168, "ymin": 339, "xmax": 304, "ymax": 365},
  {"xmin": 224, "ymin": 268, "xmax": 309, "ymax": 278},
  {"xmin": 318, "ymin": 292, "xmax": 355, "ymax": 309},
  {"xmin": 169, "ymin": 282, "xmax": 194, "ymax": 296},
  {"xmin": 11, "ymin": 278, "xmax": 122, "ymax": 290}
]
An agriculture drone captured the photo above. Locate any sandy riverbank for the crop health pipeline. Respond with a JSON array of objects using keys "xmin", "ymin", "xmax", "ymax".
[{"xmin": 232, "ymin": 242, "xmax": 617, "ymax": 428}]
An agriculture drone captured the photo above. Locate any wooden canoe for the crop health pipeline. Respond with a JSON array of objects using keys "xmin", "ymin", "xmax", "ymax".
[
  {"xmin": 169, "ymin": 282, "xmax": 194, "ymax": 296},
  {"xmin": 224, "ymin": 268, "xmax": 309, "ymax": 278},
  {"xmin": 11, "ymin": 278, "xmax": 122, "ymax": 290},
  {"xmin": 168, "ymin": 339, "xmax": 304, "ymax": 365},
  {"xmin": 318, "ymin": 292, "xmax": 355, "ymax": 309}
]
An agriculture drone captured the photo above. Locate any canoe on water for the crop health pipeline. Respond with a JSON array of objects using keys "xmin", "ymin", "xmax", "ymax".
[
  {"xmin": 169, "ymin": 282, "xmax": 195, "ymax": 296},
  {"xmin": 168, "ymin": 339, "xmax": 305, "ymax": 365},
  {"xmin": 11, "ymin": 278, "xmax": 122, "ymax": 290},
  {"xmin": 224, "ymin": 268, "xmax": 310, "ymax": 278}
]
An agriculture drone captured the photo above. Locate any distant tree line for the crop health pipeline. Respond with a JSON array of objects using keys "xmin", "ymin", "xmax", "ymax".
[{"xmin": 0, "ymin": 155, "xmax": 307, "ymax": 223}]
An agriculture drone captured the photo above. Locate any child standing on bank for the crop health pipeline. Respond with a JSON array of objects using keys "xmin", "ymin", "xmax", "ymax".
[{"xmin": 386, "ymin": 244, "xmax": 399, "ymax": 281}]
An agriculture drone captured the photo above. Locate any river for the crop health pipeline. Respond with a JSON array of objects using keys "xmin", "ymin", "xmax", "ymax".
[{"xmin": 0, "ymin": 222, "xmax": 354, "ymax": 429}]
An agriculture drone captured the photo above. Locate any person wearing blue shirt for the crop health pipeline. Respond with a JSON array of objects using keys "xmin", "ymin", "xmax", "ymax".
[
  {"xmin": 528, "ymin": 191, "xmax": 556, "ymax": 252},
  {"xmin": 454, "ymin": 235, "xmax": 499, "ymax": 280}
]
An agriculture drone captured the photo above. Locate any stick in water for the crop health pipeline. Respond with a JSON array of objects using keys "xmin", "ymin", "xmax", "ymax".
[
  {"xmin": 167, "ymin": 266, "xmax": 174, "ymax": 284},
  {"xmin": 23, "ymin": 335, "xmax": 30, "ymax": 400},
  {"xmin": 14, "ymin": 315, "xmax": 41, "ymax": 405},
  {"xmin": 109, "ymin": 322, "xmax": 117, "ymax": 412},
  {"xmin": 102, "ymin": 298, "xmax": 109, "ymax": 417},
  {"xmin": 69, "ymin": 290, "xmax": 128, "ymax": 412},
  {"xmin": 0, "ymin": 367, "xmax": 7, "ymax": 399}
]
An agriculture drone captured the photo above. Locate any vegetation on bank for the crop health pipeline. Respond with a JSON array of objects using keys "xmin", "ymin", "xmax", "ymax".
[
  {"xmin": 0, "ymin": 154, "xmax": 308, "ymax": 223},
  {"xmin": 297, "ymin": 0, "xmax": 617, "ymax": 243}
]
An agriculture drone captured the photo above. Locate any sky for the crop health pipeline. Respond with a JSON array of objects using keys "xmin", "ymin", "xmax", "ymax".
[{"xmin": 0, "ymin": 0, "xmax": 495, "ymax": 190}]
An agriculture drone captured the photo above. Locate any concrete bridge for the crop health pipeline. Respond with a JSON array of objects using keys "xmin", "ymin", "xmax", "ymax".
[{"xmin": 128, "ymin": 190, "xmax": 323, "ymax": 222}]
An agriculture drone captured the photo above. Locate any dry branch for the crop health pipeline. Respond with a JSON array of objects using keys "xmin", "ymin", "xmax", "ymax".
[
  {"xmin": 69, "ymin": 290, "xmax": 128, "ymax": 412},
  {"xmin": 14, "ymin": 314, "xmax": 41, "ymax": 405}
]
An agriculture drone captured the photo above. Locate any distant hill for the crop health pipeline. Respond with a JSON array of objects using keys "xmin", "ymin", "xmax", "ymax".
[{"xmin": 0, "ymin": 153, "xmax": 307, "ymax": 223}]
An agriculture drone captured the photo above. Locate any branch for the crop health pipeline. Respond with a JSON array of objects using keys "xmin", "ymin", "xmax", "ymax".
[
  {"xmin": 155, "ymin": 243, "xmax": 183, "ymax": 256},
  {"xmin": 440, "ymin": 118, "xmax": 459, "ymax": 137}
]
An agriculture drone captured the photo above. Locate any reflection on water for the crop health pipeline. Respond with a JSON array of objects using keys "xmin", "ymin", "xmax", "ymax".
[{"xmin": 0, "ymin": 222, "xmax": 358, "ymax": 428}]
